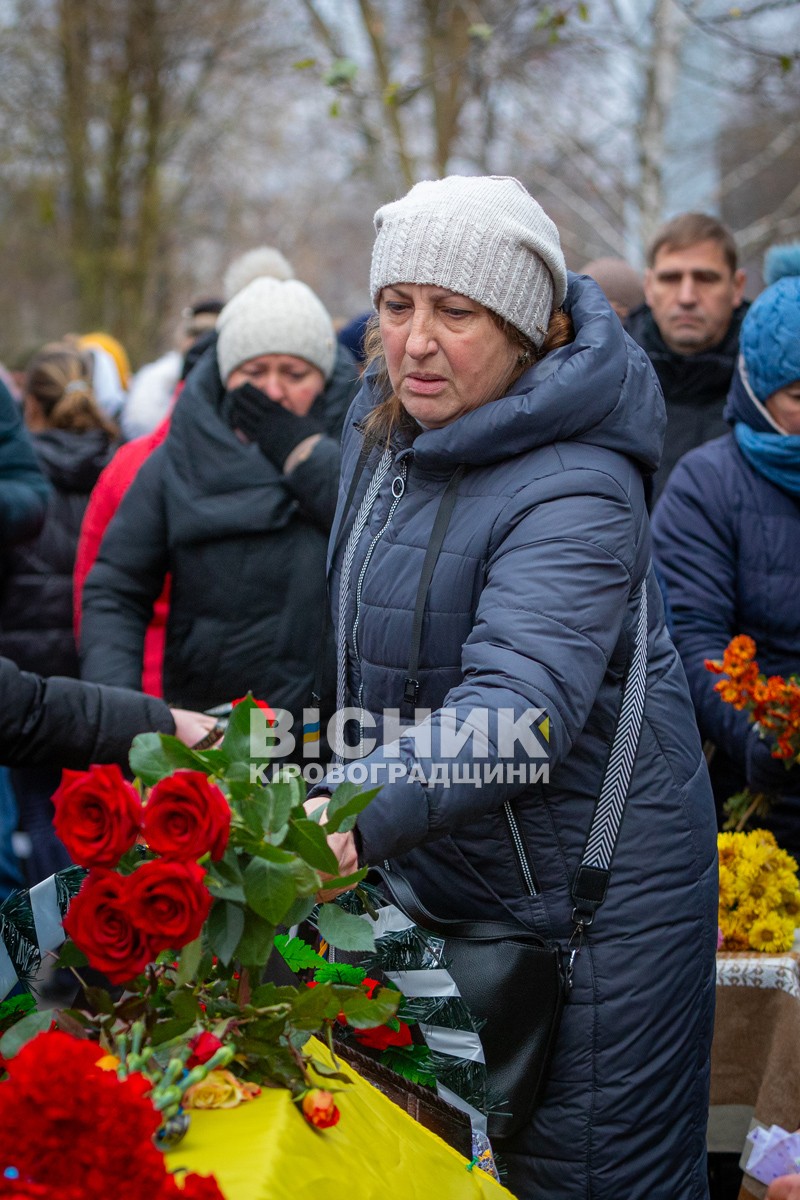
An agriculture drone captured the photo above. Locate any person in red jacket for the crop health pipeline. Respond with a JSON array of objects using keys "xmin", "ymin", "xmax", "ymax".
[
  {"xmin": 73, "ymin": 325, "xmax": 218, "ymax": 694},
  {"xmin": 74, "ymin": 413, "xmax": 172, "ymax": 696}
]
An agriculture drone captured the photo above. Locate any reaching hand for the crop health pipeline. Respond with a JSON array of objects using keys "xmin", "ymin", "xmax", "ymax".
[
  {"xmin": 170, "ymin": 709, "xmax": 223, "ymax": 749},
  {"xmin": 767, "ymin": 1174, "xmax": 800, "ymax": 1198},
  {"xmin": 303, "ymin": 794, "xmax": 360, "ymax": 902}
]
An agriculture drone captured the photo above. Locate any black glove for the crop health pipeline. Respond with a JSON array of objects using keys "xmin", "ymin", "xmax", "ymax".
[
  {"xmin": 746, "ymin": 726, "xmax": 800, "ymax": 795},
  {"xmin": 228, "ymin": 383, "xmax": 324, "ymax": 471}
]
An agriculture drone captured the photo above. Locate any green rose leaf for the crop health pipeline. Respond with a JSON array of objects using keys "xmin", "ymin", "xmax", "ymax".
[
  {"xmin": 176, "ymin": 937, "xmax": 203, "ymax": 987},
  {"xmin": 129, "ymin": 732, "xmax": 209, "ymax": 785},
  {"xmin": 206, "ymin": 900, "xmax": 246, "ymax": 966},
  {"xmin": 0, "ymin": 1010, "xmax": 53, "ymax": 1059},
  {"xmin": 244, "ymin": 858, "xmax": 297, "ymax": 926},
  {"xmin": 235, "ymin": 910, "xmax": 275, "ymax": 969},
  {"xmin": 54, "ymin": 940, "xmax": 88, "ymax": 969},
  {"xmin": 317, "ymin": 902, "xmax": 375, "ymax": 952},
  {"xmin": 221, "ymin": 697, "xmax": 261, "ymax": 766},
  {"xmin": 283, "ymin": 818, "xmax": 339, "ymax": 874},
  {"xmin": 323, "ymin": 783, "xmax": 379, "ymax": 834},
  {"xmin": 335, "ymin": 984, "xmax": 399, "ymax": 1028}
]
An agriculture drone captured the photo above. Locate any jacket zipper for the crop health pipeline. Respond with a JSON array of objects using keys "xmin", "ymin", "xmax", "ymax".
[
  {"xmin": 504, "ymin": 800, "xmax": 539, "ymax": 896},
  {"xmin": 352, "ymin": 460, "xmax": 408, "ymax": 743}
]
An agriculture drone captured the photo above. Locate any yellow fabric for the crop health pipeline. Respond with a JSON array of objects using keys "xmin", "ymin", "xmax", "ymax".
[
  {"xmin": 166, "ymin": 1038, "xmax": 514, "ymax": 1199},
  {"xmin": 78, "ymin": 332, "xmax": 132, "ymax": 387}
]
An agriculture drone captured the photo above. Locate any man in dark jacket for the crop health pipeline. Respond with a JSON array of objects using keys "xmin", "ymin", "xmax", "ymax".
[{"xmin": 626, "ymin": 212, "xmax": 748, "ymax": 499}]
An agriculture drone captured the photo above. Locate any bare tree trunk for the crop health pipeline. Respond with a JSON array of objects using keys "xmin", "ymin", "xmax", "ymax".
[{"xmin": 636, "ymin": 0, "xmax": 688, "ymax": 249}]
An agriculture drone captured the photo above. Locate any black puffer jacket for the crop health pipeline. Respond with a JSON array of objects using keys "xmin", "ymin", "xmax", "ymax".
[
  {"xmin": 626, "ymin": 301, "xmax": 748, "ymax": 499},
  {"xmin": 0, "ymin": 428, "xmax": 115, "ymax": 677},
  {"xmin": 0, "ymin": 654, "xmax": 174, "ymax": 767},
  {"xmin": 80, "ymin": 344, "xmax": 359, "ymax": 721}
]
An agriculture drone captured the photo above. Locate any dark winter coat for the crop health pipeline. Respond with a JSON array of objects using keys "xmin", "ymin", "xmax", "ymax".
[
  {"xmin": 626, "ymin": 301, "xmax": 748, "ymax": 500},
  {"xmin": 0, "ymin": 428, "xmax": 115, "ymax": 677},
  {"xmin": 652, "ymin": 368, "xmax": 800, "ymax": 851},
  {"xmin": 0, "ymin": 380, "xmax": 51, "ymax": 548},
  {"xmin": 326, "ymin": 276, "xmax": 717, "ymax": 1199},
  {"xmin": 0, "ymin": 652, "xmax": 173, "ymax": 768},
  {"xmin": 80, "ymin": 343, "xmax": 360, "ymax": 721}
]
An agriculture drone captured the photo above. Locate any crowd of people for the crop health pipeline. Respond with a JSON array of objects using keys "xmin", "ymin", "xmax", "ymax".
[{"xmin": 0, "ymin": 179, "xmax": 798, "ymax": 1199}]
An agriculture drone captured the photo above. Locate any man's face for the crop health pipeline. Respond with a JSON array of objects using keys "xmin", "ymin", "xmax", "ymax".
[{"xmin": 644, "ymin": 239, "xmax": 746, "ymax": 356}]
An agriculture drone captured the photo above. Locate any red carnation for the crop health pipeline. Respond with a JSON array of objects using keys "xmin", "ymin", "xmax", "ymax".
[
  {"xmin": 143, "ymin": 771, "xmax": 230, "ymax": 862},
  {"xmin": 301, "ymin": 1089, "xmax": 340, "ymax": 1129},
  {"xmin": 186, "ymin": 1031, "xmax": 225, "ymax": 1070},
  {"xmin": 172, "ymin": 1174, "xmax": 227, "ymax": 1199},
  {"xmin": 52, "ymin": 765, "xmax": 142, "ymax": 868},
  {"xmin": 353, "ymin": 1020, "xmax": 413, "ymax": 1051},
  {"xmin": 63, "ymin": 870, "xmax": 154, "ymax": 984},
  {"xmin": 127, "ymin": 859, "xmax": 213, "ymax": 953}
]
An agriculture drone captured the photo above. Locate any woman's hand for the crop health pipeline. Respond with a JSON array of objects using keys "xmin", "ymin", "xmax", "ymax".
[
  {"xmin": 170, "ymin": 708, "xmax": 222, "ymax": 748},
  {"xmin": 767, "ymin": 1175, "xmax": 800, "ymax": 1198},
  {"xmin": 303, "ymin": 794, "xmax": 360, "ymax": 902}
]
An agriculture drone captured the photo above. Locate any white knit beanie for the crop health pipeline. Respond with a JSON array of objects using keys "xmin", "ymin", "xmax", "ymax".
[
  {"xmin": 216, "ymin": 277, "xmax": 336, "ymax": 382},
  {"xmin": 371, "ymin": 176, "xmax": 568, "ymax": 348}
]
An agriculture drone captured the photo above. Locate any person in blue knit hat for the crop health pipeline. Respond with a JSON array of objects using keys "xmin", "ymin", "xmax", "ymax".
[{"xmin": 653, "ymin": 243, "xmax": 800, "ymax": 853}]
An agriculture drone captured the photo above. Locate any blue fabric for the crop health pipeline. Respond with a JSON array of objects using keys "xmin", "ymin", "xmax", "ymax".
[
  {"xmin": 327, "ymin": 275, "xmax": 716, "ymax": 1199},
  {"xmin": 734, "ymin": 422, "xmax": 800, "ymax": 496},
  {"xmin": 739, "ymin": 273, "xmax": 800, "ymax": 403},
  {"xmin": 652, "ymin": 370, "xmax": 800, "ymax": 852},
  {"xmin": 0, "ymin": 768, "xmax": 22, "ymax": 901}
]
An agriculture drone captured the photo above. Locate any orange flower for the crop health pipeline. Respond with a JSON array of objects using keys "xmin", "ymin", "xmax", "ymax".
[
  {"xmin": 708, "ymin": 637, "xmax": 800, "ymax": 765},
  {"xmin": 301, "ymin": 1089, "xmax": 340, "ymax": 1129}
]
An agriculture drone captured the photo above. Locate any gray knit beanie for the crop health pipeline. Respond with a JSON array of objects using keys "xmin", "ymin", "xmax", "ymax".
[
  {"xmin": 371, "ymin": 176, "xmax": 568, "ymax": 348},
  {"xmin": 216, "ymin": 277, "xmax": 336, "ymax": 382}
]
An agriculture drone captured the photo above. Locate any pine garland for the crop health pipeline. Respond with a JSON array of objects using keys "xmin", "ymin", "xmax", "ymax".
[{"xmin": 0, "ymin": 867, "xmax": 86, "ymax": 994}]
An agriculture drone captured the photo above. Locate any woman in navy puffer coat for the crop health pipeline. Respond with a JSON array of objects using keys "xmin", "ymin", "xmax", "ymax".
[
  {"xmin": 315, "ymin": 177, "xmax": 717, "ymax": 1200},
  {"xmin": 652, "ymin": 245, "xmax": 800, "ymax": 855}
]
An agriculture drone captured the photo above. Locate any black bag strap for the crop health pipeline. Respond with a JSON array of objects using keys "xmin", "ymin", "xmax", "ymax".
[
  {"xmin": 311, "ymin": 437, "xmax": 372, "ymax": 707},
  {"xmin": 570, "ymin": 581, "xmax": 649, "ymax": 930},
  {"xmin": 370, "ymin": 865, "xmax": 546, "ymax": 946},
  {"xmin": 402, "ymin": 464, "xmax": 467, "ymax": 716}
]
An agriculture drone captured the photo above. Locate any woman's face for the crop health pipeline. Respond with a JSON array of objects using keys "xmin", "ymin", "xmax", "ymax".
[
  {"xmin": 378, "ymin": 284, "xmax": 520, "ymax": 430},
  {"xmin": 765, "ymin": 380, "xmax": 800, "ymax": 435},
  {"xmin": 226, "ymin": 354, "xmax": 325, "ymax": 417}
]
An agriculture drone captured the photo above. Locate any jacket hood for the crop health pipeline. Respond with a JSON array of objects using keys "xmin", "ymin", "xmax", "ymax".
[
  {"xmin": 165, "ymin": 339, "xmax": 358, "ymax": 543},
  {"xmin": 724, "ymin": 358, "xmax": 782, "ymax": 434},
  {"xmin": 355, "ymin": 273, "xmax": 665, "ymax": 473},
  {"xmin": 32, "ymin": 428, "xmax": 115, "ymax": 492}
]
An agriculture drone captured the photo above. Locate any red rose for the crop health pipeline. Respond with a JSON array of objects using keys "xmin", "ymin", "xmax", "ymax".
[
  {"xmin": 353, "ymin": 1020, "xmax": 413, "ymax": 1051},
  {"xmin": 300, "ymin": 1089, "xmax": 340, "ymax": 1129},
  {"xmin": 127, "ymin": 859, "xmax": 212, "ymax": 953},
  {"xmin": 186, "ymin": 1032, "xmax": 225, "ymax": 1070},
  {"xmin": 63, "ymin": 870, "xmax": 154, "ymax": 984},
  {"xmin": 143, "ymin": 771, "xmax": 230, "ymax": 862},
  {"xmin": 233, "ymin": 695, "xmax": 275, "ymax": 724},
  {"xmin": 52, "ymin": 765, "xmax": 142, "ymax": 868}
]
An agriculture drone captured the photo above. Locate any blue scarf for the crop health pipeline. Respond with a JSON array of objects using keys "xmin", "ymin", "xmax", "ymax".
[{"xmin": 735, "ymin": 422, "xmax": 800, "ymax": 497}]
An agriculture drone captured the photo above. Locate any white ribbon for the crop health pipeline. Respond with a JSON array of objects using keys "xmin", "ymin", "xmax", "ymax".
[
  {"xmin": 436, "ymin": 1082, "xmax": 487, "ymax": 1135},
  {"xmin": 29, "ymin": 875, "xmax": 65, "ymax": 956},
  {"xmin": 364, "ymin": 904, "xmax": 416, "ymax": 939},
  {"xmin": 418, "ymin": 1023, "xmax": 486, "ymax": 1063},
  {"xmin": 383, "ymin": 967, "xmax": 461, "ymax": 998}
]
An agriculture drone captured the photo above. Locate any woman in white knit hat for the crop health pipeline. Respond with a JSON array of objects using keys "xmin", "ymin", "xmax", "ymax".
[
  {"xmin": 80, "ymin": 276, "xmax": 360, "ymax": 746},
  {"xmin": 309, "ymin": 177, "xmax": 717, "ymax": 1199}
]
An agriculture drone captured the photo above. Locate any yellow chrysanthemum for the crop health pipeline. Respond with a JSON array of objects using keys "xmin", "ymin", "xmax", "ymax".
[{"xmin": 748, "ymin": 911, "xmax": 794, "ymax": 954}]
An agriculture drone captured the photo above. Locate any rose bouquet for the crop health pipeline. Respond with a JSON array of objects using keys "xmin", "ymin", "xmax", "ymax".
[
  {"xmin": 0, "ymin": 698, "xmax": 398, "ymax": 1137},
  {"xmin": 706, "ymin": 636, "xmax": 800, "ymax": 829},
  {"xmin": 718, "ymin": 829, "xmax": 800, "ymax": 953}
]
